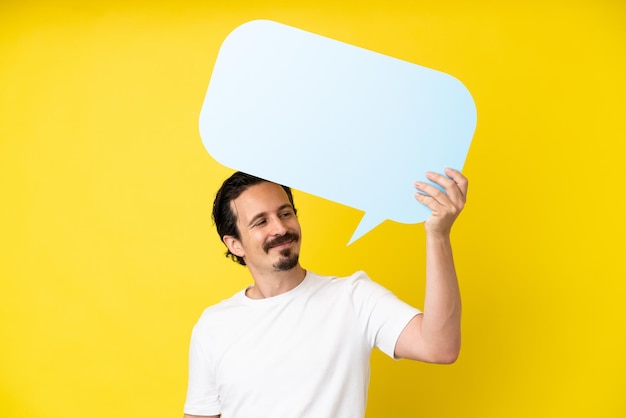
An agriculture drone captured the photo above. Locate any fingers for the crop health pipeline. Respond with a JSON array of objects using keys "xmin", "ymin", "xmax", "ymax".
[
  {"xmin": 444, "ymin": 168, "xmax": 468, "ymax": 198},
  {"xmin": 415, "ymin": 168, "xmax": 468, "ymax": 235},
  {"xmin": 414, "ymin": 169, "xmax": 468, "ymax": 235},
  {"xmin": 414, "ymin": 181, "xmax": 446, "ymax": 207},
  {"xmin": 414, "ymin": 168, "xmax": 467, "ymax": 208}
]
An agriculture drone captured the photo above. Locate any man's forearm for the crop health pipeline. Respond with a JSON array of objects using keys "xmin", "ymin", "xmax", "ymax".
[{"xmin": 420, "ymin": 232, "xmax": 462, "ymax": 363}]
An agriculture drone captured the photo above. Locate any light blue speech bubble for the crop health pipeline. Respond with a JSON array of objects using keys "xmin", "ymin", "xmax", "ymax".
[{"xmin": 199, "ymin": 20, "xmax": 476, "ymax": 245}]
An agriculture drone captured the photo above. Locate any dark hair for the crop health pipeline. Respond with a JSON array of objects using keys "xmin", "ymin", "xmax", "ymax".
[{"xmin": 212, "ymin": 171, "xmax": 297, "ymax": 266}]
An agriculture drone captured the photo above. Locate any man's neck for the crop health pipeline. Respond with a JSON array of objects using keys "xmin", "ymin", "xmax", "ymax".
[{"xmin": 246, "ymin": 265, "xmax": 306, "ymax": 299}]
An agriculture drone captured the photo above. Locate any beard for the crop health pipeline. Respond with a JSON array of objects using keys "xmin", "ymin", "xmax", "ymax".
[
  {"xmin": 264, "ymin": 232, "xmax": 300, "ymax": 271},
  {"xmin": 273, "ymin": 248, "xmax": 300, "ymax": 271}
]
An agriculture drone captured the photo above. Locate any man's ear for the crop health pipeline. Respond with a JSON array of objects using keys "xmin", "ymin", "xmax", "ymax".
[{"xmin": 223, "ymin": 235, "xmax": 244, "ymax": 258}]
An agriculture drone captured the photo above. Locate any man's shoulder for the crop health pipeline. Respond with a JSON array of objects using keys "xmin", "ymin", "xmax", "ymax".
[
  {"xmin": 194, "ymin": 289, "xmax": 246, "ymax": 327},
  {"xmin": 307, "ymin": 270, "xmax": 378, "ymax": 295},
  {"xmin": 314, "ymin": 270, "xmax": 397, "ymax": 304},
  {"xmin": 312, "ymin": 270, "xmax": 373, "ymax": 286},
  {"xmin": 309, "ymin": 269, "xmax": 370, "ymax": 282}
]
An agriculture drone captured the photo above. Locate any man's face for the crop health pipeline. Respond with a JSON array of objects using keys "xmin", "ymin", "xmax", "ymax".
[{"xmin": 225, "ymin": 182, "xmax": 301, "ymax": 274}]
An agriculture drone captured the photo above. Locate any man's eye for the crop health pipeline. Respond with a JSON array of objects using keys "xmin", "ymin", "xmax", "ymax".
[
  {"xmin": 255, "ymin": 219, "xmax": 267, "ymax": 227},
  {"xmin": 280, "ymin": 212, "xmax": 293, "ymax": 218}
]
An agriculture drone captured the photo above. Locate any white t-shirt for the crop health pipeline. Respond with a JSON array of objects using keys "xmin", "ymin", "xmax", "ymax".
[{"xmin": 184, "ymin": 270, "xmax": 421, "ymax": 418}]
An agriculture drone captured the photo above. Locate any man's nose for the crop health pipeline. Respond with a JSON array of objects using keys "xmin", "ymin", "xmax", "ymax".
[{"xmin": 269, "ymin": 216, "xmax": 288, "ymax": 235}]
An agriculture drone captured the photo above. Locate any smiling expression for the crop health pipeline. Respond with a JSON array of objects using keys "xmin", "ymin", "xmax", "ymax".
[{"xmin": 224, "ymin": 182, "xmax": 302, "ymax": 275}]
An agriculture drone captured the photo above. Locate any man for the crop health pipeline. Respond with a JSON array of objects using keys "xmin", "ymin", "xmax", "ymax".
[{"xmin": 184, "ymin": 168, "xmax": 468, "ymax": 418}]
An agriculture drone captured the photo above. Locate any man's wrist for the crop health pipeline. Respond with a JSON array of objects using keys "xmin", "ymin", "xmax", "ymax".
[{"xmin": 425, "ymin": 230, "xmax": 452, "ymax": 244}]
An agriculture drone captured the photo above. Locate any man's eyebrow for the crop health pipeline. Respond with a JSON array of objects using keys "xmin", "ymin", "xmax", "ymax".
[{"xmin": 277, "ymin": 203, "xmax": 294, "ymax": 212}]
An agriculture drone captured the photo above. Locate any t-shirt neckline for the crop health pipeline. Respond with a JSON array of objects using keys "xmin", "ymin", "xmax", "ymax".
[{"xmin": 237, "ymin": 270, "xmax": 313, "ymax": 305}]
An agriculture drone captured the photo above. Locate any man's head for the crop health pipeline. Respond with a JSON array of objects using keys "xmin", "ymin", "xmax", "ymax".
[{"xmin": 212, "ymin": 172, "xmax": 300, "ymax": 271}]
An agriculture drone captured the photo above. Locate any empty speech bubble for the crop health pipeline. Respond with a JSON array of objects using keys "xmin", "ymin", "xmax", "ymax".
[{"xmin": 199, "ymin": 20, "xmax": 476, "ymax": 245}]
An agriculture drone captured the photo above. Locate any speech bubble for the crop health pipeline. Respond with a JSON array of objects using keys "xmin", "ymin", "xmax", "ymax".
[{"xmin": 199, "ymin": 20, "xmax": 476, "ymax": 245}]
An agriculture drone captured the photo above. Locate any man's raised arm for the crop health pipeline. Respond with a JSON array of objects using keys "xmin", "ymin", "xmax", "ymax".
[{"xmin": 394, "ymin": 168, "xmax": 468, "ymax": 364}]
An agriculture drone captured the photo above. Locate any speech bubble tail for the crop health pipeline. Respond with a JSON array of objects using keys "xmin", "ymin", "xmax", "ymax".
[{"xmin": 347, "ymin": 213, "xmax": 385, "ymax": 246}]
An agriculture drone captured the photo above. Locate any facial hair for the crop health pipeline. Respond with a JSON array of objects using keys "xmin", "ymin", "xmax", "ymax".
[
  {"xmin": 273, "ymin": 248, "xmax": 299, "ymax": 271},
  {"xmin": 264, "ymin": 232, "xmax": 300, "ymax": 272}
]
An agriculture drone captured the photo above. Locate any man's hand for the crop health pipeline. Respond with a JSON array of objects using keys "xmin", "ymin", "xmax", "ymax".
[{"xmin": 414, "ymin": 168, "xmax": 468, "ymax": 236}]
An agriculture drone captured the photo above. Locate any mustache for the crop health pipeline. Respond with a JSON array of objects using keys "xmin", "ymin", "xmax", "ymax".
[{"xmin": 263, "ymin": 232, "xmax": 299, "ymax": 253}]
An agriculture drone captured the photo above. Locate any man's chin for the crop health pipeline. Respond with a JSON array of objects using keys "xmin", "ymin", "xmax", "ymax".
[{"xmin": 273, "ymin": 253, "xmax": 300, "ymax": 272}]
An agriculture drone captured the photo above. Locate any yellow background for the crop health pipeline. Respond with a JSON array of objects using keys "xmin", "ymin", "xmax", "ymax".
[{"xmin": 2, "ymin": 1, "xmax": 625, "ymax": 417}]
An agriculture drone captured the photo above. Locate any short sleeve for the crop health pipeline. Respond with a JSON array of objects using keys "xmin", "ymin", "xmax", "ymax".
[
  {"xmin": 349, "ymin": 271, "xmax": 421, "ymax": 358},
  {"xmin": 183, "ymin": 326, "xmax": 221, "ymax": 416}
]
